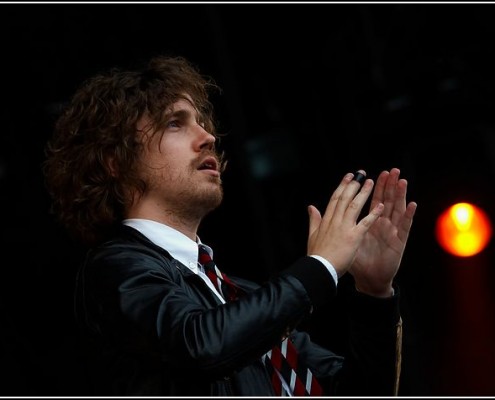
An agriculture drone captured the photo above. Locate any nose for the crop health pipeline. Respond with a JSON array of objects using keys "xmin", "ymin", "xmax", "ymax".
[{"xmin": 196, "ymin": 124, "xmax": 216, "ymax": 151}]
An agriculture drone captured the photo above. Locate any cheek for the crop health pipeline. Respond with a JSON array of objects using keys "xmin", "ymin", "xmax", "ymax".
[
  {"xmin": 143, "ymin": 142, "xmax": 175, "ymax": 170},
  {"xmin": 145, "ymin": 137, "xmax": 192, "ymax": 178},
  {"xmin": 148, "ymin": 154, "xmax": 188, "ymax": 182}
]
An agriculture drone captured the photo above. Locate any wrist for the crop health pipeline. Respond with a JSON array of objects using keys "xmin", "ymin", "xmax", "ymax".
[{"xmin": 355, "ymin": 283, "xmax": 394, "ymax": 298}]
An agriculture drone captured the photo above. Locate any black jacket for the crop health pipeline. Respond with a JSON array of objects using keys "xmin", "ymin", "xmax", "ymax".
[{"xmin": 74, "ymin": 225, "xmax": 402, "ymax": 396}]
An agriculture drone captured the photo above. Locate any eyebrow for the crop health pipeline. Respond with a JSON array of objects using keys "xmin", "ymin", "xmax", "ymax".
[
  {"xmin": 167, "ymin": 108, "xmax": 204, "ymax": 125},
  {"xmin": 167, "ymin": 109, "xmax": 190, "ymax": 119}
]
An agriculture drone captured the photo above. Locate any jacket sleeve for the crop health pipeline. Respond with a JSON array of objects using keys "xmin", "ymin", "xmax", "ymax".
[
  {"xmin": 77, "ymin": 244, "xmax": 338, "ymax": 380},
  {"xmin": 291, "ymin": 283, "xmax": 402, "ymax": 396},
  {"xmin": 336, "ymin": 286, "xmax": 402, "ymax": 396}
]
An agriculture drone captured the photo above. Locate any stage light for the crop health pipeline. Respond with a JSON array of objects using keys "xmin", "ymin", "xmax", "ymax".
[{"xmin": 435, "ymin": 202, "xmax": 493, "ymax": 257}]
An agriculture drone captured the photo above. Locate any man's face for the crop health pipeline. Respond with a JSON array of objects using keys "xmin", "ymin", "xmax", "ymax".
[{"xmin": 135, "ymin": 97, "xmax": 223, "ymax": 221}]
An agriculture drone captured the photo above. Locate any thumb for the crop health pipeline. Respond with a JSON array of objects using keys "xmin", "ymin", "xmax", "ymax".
[{"xmin": 308, "ymin": 205, "xmax": 322, "ymax": 239}]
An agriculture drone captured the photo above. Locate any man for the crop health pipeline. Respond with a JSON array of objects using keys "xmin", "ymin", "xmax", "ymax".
[{"xmin": 43, "ymin": 55, "xmax": 417, "ymax": 396}]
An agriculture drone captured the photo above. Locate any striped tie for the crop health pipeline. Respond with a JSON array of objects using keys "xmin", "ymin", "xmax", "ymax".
[
  {"xmin": 262, "ymin": 337, "xmax": 323, "ymax": 396},
  {"xmin": 198, "ymin": 244, "xmax": 323, "ymax": 396},
  {"xmin": 198, "ymin": 244, "xmax": 240, "ymax": 302}
]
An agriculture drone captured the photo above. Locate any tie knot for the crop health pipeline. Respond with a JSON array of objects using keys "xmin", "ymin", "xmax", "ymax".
[{"xmin": 197, "ymin": 244, "xmax": 242, "ymax": 302}]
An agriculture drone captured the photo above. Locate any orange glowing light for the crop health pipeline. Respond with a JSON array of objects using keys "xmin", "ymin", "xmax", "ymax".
[{"xmin": 435, "ymin": 202, "xmax": 493, "ymax": 257}]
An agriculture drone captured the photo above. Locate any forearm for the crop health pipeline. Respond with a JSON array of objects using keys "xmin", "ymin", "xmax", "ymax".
[{"xmin": 336, "ymin": 286, "xmax": 402, "ymax": 396}]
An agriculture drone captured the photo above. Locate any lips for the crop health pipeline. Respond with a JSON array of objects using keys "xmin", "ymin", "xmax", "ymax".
[{"xmin": 198, "ymin": 156, "xmax": 218, "ymax": 172}]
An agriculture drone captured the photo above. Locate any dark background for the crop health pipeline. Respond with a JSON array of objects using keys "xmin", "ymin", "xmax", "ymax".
[{"xmin": 1, "ymin": 2, "xmax": 495, "ymax": 396}]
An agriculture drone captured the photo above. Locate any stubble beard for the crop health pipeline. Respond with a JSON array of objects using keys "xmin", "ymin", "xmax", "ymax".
[
  {"xmin": 182, "ymin": 177, "xmax": 224, "ymax": 220},
  {"xmin": 165, "ymin": 172, "xmax": 224, "ymax": 223},
  {"xmin": 142, "ymin": 159, "xmax": 225, "ymax": 224}
]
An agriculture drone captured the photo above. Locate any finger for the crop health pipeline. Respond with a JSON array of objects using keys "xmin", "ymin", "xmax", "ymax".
[
  {"xmin": 352, "ymin": 170, "xmax": 367, "ymax": 185},
  {"xmin": 323, "ymin": 172, "xmax": 354, "ymax": 222},
  {"xmin": 391, "ymin": 178, "xmax": 408, "ymax": 226},
  {"xmin": 370, "ymin": 170, "xmax": 389, "ymax": 211},
  {"xmin": 397, "ymin": 201, "xmax": 418, "ymax": 242},
  {"xmin": 356, "ymin": 202, "xmax": 384, "ymax": 234},
  {"xmin": 342, "ymin": 178, "xmax": 375, "ymax": 224},
  {"xmin": 308, "ymin": 205, "xmax": 322, "ymax": 239},
  {"xmin": 382, "ymin": 168, "xmax": 400, "ymax": 219},
  {"xmin": 331, "ymin": 170, "xmax": 368, "ymax": 224}
]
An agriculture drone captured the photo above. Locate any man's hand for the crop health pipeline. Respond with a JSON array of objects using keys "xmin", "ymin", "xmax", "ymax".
[
  {"xmin": 307, "ymin": 171, "xmax": 384, "ymax": 278},
  {"xmin": 349, "ymin": 168, "xmax": 417, "ymax": 298}
]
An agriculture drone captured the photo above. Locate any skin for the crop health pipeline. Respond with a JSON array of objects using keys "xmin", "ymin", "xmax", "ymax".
[
  {"xmin": 308, "ymin": 168, "xmax": 417, "ymax": 298},
  {"xmin": 128, "ymin": 97, "xmax": 418, "ymax": 299},
  {"xmin": 126, "ymin": 97, "xmax": 223, "ymax": 240}
]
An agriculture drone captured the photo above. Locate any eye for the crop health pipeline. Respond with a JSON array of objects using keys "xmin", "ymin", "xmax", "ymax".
[
  {"xmin": 166, "ymin": 119, "xmax": 180, "ymax": 129},
  {"xmin": 197, "ymin": 115, "xmax": 207, "ymax": 129}
]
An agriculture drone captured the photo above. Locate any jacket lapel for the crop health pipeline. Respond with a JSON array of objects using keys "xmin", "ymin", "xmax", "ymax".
[{"xmin": 170, "ymin": 259, "xmax": 224, "ymax": 306}]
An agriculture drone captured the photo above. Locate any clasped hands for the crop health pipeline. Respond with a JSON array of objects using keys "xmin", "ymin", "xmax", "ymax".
[{"xmin": 307, "ymin": 168, "xmax": 417, "ymax": 298}]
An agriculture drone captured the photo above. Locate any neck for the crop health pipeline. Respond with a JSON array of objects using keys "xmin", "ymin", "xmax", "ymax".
[{"xmin": 126, "ymin": 208, "xmax": 201, "ymax": 242}]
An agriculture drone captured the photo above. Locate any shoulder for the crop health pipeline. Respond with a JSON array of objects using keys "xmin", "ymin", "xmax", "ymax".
[
  {"xmin": 83, "ymin": 225, "xmax": 179, "ymax": 282},
  {"xmin": 94, "ymin": 224, "xmax": 172, "ymax": 258}
]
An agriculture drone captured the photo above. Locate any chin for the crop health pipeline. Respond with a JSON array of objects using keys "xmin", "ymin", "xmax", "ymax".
[
  {"xmin": 192, "ymin": 186, "xmax": 223, "ymax": 215},
  {"xmin": 206, "ymin": 187, "xmax": 224, "ymax": 210}
]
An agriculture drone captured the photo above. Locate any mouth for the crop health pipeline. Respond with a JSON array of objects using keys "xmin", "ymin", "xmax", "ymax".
[{"xmin": 197, "ymin": 156, "xmax": 219, "ymax": 175}]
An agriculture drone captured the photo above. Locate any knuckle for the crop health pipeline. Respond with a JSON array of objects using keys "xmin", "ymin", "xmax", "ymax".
[
  {"xmin": 348, "ymin": 200, "xmax": 360, "ymax": 210},
  {"xmin": 330, "ymin": 193, "xmax": 341, "ymax": 202},
  {"xmin": 361, "ymin": 218, "xmax": 372, "ymax": 228}
]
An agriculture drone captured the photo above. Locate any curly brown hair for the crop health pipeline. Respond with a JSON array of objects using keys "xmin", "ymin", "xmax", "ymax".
[{"xmin": 43, "ymin": 55, "xmax": 224, "ymax": 246}]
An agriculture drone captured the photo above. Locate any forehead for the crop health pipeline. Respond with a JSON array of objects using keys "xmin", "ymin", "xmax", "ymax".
[{"xmin": 166, "ymin": 95, "xmax": 198, "ymax": 116}]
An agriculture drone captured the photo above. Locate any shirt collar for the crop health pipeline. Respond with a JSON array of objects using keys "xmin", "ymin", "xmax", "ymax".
[{"xmin": 122, "ymin": 218, "xmax": 212, "ymax": 274}]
